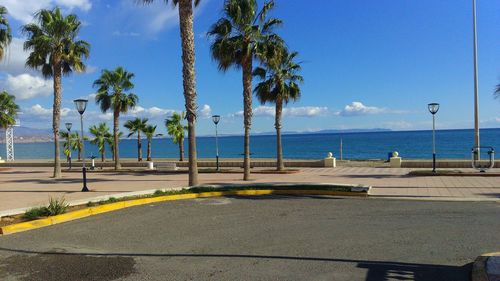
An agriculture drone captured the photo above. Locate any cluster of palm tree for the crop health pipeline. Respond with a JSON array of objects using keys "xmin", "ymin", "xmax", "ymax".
[{"xmin": 124, "ymin": 118, "xmax": 162, "ymax": 162}]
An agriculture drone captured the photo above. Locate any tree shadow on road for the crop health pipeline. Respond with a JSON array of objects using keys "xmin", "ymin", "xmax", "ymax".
[{"xmin": 0, "ymin": 247, "xmax": 471, "ymax": 281}]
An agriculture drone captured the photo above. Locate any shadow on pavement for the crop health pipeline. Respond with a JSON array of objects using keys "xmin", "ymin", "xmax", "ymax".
[{"xmin": 0, "ymin": 247, "xmax": 472, "ymax": 281}]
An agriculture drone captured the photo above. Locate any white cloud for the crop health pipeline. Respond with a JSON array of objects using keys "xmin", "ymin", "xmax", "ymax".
[
  {"xmin": 1, "ymin": 38, "xmax": 30, "ymax": 75},
  {"xmin": 0, "ymin": 0, "xmax": 91, "ymax": 24},
  {"xmin": 21, "ymin": 104, "xmax": 71, "ymax": 119},
  {"xmin": 232, "ymin": 106, "xmax": 329, "ymax": 118},
  {"xmin": 337, "ymin": 102, "xmax": 386, "ymax": 116},
  {"xmin": 284, "ymin": 106, "xmax": 329, "ymax": 117},
  {"xmin": 2, "ymin": 73, "xmax": 52, "ymax": 100},
  {"xmin": 198, "ymin": 104, "xmax": 212, "ymax": 118},
  {"xmin": 125, "ymin": 106, "xmax": 177, "ymax": 119}
]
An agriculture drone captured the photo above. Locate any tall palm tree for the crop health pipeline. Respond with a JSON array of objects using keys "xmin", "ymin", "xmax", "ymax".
[
  {"xmin": 124, "ymin": 117, "xmax": 148, "ymax": 162},
  {"xmin": 89, "ymin": 123, "xmax": 112, "ymax": 162},
  {"xmin": 143, "ymin": 124, "xmax": 162, "ymax": 161},
  {"xmin": 94, "ymin": 67, "xmax": 138, "ymax": 170},
  {"xmin": 254, "ymin": 49, "xmax": 303, "ymax": 171},
  {"xmin": 0, "ymin": 91, "xmax": 19, "ymax": 129},
  {"xmin": 208, "ymin": 0, "xmax": 282, "ymax": 180},
  {"xmin": 139, "ymin": 0, "xmax": 201, "ymax": 186},
  {"xmin": 22, "ymin": 7, "xmax": 90, "ymax": 178},
  {"xmin": 0, "ymin": 6, "xmax": 12, "ymax": 60},
  {"xmin": 166, "ymin": 112, "xmax": 187, "ymax": 161}
]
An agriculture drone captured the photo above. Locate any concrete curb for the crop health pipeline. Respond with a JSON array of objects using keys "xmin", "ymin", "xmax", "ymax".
[
  {"xmin": 0, "ymin": 187, "xmax": 369, "ymax": 235},
  {"xmin": 472, "ymin": 252, "xmax": 500, "ymax": 281}
]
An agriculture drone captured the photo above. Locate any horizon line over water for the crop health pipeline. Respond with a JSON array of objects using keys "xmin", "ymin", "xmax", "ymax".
[{"xmin": 2, "ymin": 128, "xmax": 500, "ymax": 161}]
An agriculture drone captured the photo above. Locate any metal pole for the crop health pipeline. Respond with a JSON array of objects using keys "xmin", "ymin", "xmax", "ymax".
[
  {"xmin": 68, "ymin": 128, "xmax": 72, "ymax": 170},
  {"xmin": 473, "ymin": 0, "xmax": 480, "ymax": 160},
  {"xmin": 80, "ymin": 115, "xmax": 89, "ymax": 192},
  {"xmin": 432, "ymin": 114, "xmax": 436, "ymax": 173},
  {"xmin": 215, "ymin": 123, "xmax": 219, "ymax": 171}
]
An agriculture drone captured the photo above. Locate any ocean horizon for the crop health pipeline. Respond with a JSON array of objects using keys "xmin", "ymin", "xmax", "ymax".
[{"xmin": 2, "ymin": 128, "xmax": 499, "ymax": 161}]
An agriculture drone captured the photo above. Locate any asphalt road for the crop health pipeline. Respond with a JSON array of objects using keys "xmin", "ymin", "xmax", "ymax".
[{"xmin": 0, "ymin": 196, "xmax": 498, "ymax": 281}]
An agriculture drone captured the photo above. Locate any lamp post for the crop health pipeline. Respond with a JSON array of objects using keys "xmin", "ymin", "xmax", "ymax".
[
  {"xmin": 74, "ymin": 99, "xmax": 89, "ymax": 192},
  {"xmin": 428, "ymin": 103, "xmax": 440, "ymax": 173},
  {"xmin": 212, "ymin": 115, "xmax": 221, "ymax": 171},
  {"xmin": 65, "ymin": 122, "xmax": 72, "ymax": 170},
  {"xmin": 472, "ymin": 0, "xmax": 480, "ymax": 160}
]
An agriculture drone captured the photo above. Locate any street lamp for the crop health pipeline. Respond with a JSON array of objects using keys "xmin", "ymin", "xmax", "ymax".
[
  {"xmin": 65, "ymin": 122, "xmax": 72, "ymax": 170},
  {"xmin": 472, "ymin": 0, "xmax": 480, "ymax": 159},
  {"xmin": 428, "ymin": 103, "xmax": 440, "ymax": 173},
  {"xmin": 212, "ymin": 115, "xmax": 221, "ymax": 171},
  {"xmin": 74, "ymin": 99, "xmax": 89, "ymax": 192}
]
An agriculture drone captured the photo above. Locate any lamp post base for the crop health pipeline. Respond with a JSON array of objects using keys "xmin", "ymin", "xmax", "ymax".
[
  {"xmin": 432, "ymin": 153, "xmax": 436, "ymax": 173},
  {"xmin": 81, "ymin": 167, "xmax": 89, "ymax": 192}
]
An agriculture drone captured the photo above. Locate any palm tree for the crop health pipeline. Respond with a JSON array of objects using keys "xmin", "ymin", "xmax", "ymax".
[
  {"xmin": 71, "ymin": 132, "xmax": 85, "ymax": 161},
  {"xmin": 22, "ymin": 7, "xmax": 90, "ymax": 178},
  {"xmin": 94, "ymin": 67, "xmax": 138, "ymax": 170},
  {"xmin": 139, "ymin": 0, "xmax": 201, "ymax": 186},
  {"xmin": 89, "ymin": 123, "xmax": 112, "ymax": 162},
  {"xmin": 0, "ymin": 6, "xmax": 12, "ymax": 60},
  {"xmin": 495, "ymin": 83, "xmax": 500, "ymax": 98},
  {"xmin": 124, "ymin": 117, "xmax": 148, "ymax": 162},
  {"xmin": 208, "ymin": 0, "xmax": 283, "ymax": 180},
  {"xmin": 60, "ymin": 131, "xmax": 72, "ymax": 162},
  {"xmin": 143, "ymin": 125, "xmax": 162, "ymax": 162},
  {"xmin": 0, "ymin": 91, "xmax": 19, "ymax": 129},
  {"xmin": 165, "ymin": 112, "xmax": 187, "ymax": 161},
  {"xmin": 254, "ymin": 49, "xmax": 303, "ymax": 171}
]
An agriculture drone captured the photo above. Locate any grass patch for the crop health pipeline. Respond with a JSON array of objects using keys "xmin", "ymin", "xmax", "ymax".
[
  {"xmin": 408, "ymin": 170, "xmax": 463, "ymax": 176},
  {"xmin": 23, "ymin": 197, "xmax": 68, "ymax": 219}
]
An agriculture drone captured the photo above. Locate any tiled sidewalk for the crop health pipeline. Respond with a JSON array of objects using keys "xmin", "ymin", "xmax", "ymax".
[{"xmin": 0, "ymin": 167, "xmax": 499, "ymax": 214}]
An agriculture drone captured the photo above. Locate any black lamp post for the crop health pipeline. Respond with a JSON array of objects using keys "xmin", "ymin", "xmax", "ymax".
[
  {"xmin": 74, "ymin": 99, "xmax": 89, "ymax": 192},
  {"xmin": 428, "ymin": 103, "xmax": 440, "ymax": 173},
  {"xmin": 212, "ymin": 115, "xmax": 221, "ymax": 171},
  {"xmin": 65, "ymin": 122, "xmax": 72, "ymax": 170}
]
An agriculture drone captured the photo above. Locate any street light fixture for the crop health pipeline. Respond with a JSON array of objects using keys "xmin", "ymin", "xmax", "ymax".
[
  {"xmin": 212, "ymin": 115, "xmax": 221, "ymax": 171},
  {"xmin": 428, "ymin": 103, "xmax": 440, "ymax": 173},
  {"xmin": 74, "ymin": 99, "xmax": 89, "ymax": 192},
  {"xmin": 65, "ymin": 122, "xmax": 72, "ymax": 170}
]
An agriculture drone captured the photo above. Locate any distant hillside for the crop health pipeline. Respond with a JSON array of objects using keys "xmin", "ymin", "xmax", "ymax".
[{"xmin": 217, "ymin": 128, "xmax": 392, "ymax": 137}]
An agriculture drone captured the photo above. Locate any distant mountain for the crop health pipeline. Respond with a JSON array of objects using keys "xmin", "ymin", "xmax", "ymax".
[
  {"xmin": 10, "ymin": 126, "xmax": 52, "ymax": 137},
  {"xmin": 216, "ymin": 128, "xmax": 392, "ymax": 137}
]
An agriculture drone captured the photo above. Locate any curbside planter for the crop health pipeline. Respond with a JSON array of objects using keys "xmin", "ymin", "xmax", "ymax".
[{"xmin": 0, "ymin": 184, "xmax": 371, "ymax": 235}]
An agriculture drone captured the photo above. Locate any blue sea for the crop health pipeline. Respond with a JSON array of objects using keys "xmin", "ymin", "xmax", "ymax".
[{"xmin": 2, "ymin": 128, "xmax": 499, "ymax": 160}]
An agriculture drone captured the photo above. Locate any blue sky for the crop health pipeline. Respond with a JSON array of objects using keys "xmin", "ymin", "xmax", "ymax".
[{"xmin": 0, "ymin": 0, "xmax": 499, "ymax": 136}]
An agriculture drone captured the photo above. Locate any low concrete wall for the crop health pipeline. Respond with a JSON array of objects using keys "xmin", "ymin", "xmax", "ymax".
[
  {"xmin": 0, "ymin": 159, "xmax": 325, "ymax": 168},
  {"xmin": 402, "ymin": 160, "xmax": 500, "ymax": 168}
]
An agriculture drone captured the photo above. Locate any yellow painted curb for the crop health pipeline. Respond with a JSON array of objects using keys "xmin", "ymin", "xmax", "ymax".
[{"xmin": 0, "ymin": 189, "xmax": 367, "ymax": 235}]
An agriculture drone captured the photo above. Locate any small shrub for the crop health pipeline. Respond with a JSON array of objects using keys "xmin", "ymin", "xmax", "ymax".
[
  {"xmin": 24, "ymin": 207, "xmax": 49, "ymax": 219},
  {"xmin": 46, "ymin": 197, "xmax": 69, "ymax": 216}
]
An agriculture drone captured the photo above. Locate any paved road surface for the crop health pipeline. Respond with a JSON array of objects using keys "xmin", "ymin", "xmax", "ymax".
[{"xmin": 0, "ymin": 196, "xmax": 499, "ymax": 280}]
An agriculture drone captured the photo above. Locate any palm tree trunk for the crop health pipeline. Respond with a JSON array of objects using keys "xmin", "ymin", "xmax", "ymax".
[
  {"xmin": 137, "ymin": 131, "xmax": 142, "ymax": 162},
  {"xmin": 78, "ymin": 147, "xmax": 81, "ymax": 161},
  {"xmin": 52, "ymin": 62, "xmax": 62, "ymax": 178},
  {"xmin": 179, "ymin": 138, "xmax": 184, "ymax": 161},
  {"xmin": 101, "ymin": 145, "xmax": 105, "ymax": 162},
  {"xmin": 179, "ymin": 0, "xmax": 198, "ymax": 186},
  {"xmin": 147, "ymin": 139, "xmax": 152, "ymax": 161},
  {"xmin": 275, "ymin": 98, "xmax": 284, "ymax": 171},
  {"xmin": 242, "ymin": 52, "xmax": 253, "ymax": 181},
  {"xmin": 113, "ymin": 110, "xmax": 121, "ymax": 170}
]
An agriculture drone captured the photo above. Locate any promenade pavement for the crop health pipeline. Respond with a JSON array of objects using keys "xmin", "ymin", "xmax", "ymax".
[{"xmin": 0, "ymin": 166, "xmax": 499, "ymax": 214}]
